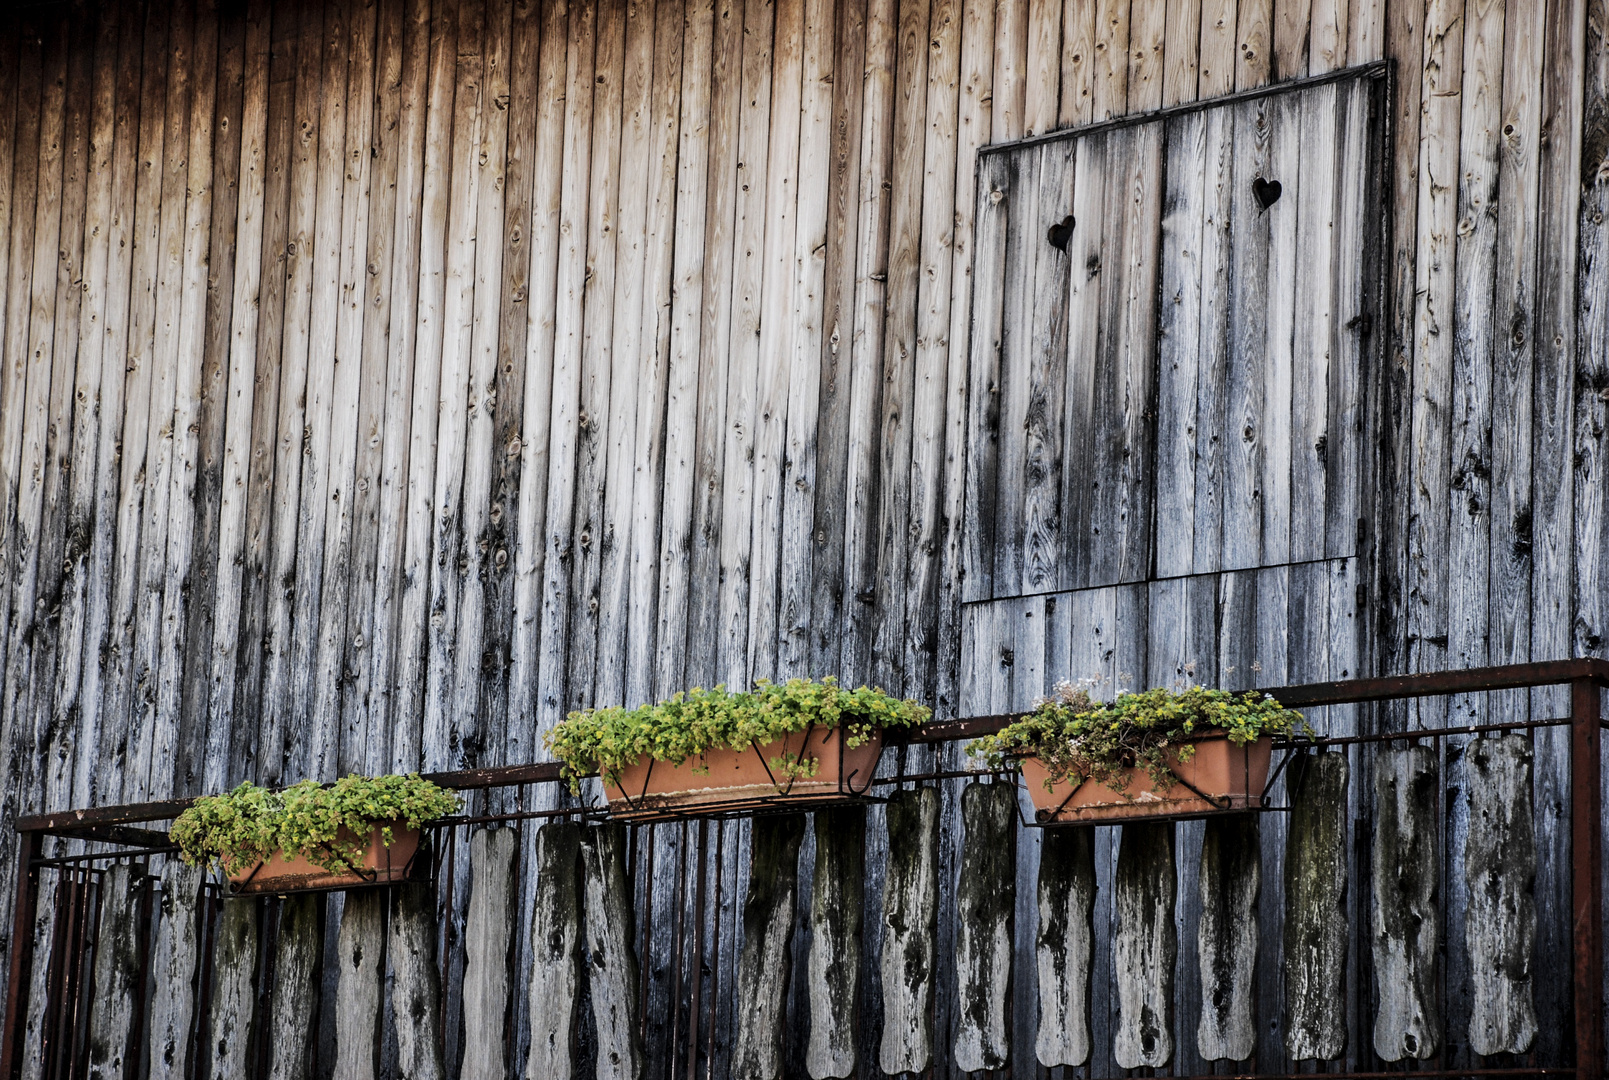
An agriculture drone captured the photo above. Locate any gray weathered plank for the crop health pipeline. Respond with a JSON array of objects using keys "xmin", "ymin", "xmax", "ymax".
[
  {"xmin": 1372, "ymin": 746, "xmax": 1440, "ymax": 1060},
  {"xmin": 1197, "ymin": 815, "xmax": 1259, "ymax": 1062},
  {"xmin": 1113, "ymin": 821, "xmax": 1175, "ymax": 1069},
  {"xmin": 879, "ymin": 786, "xmax": 939, "ymax": 1075},
  {"xmin": 732, "ymin": 814, "xmax": 804, "ymax": 1080},
  {"xmin": 268, "ymin": 894, "xmax": 324, "ymax": 1080},
  {"xmin": 333, "ymin": 889, "xmax": 384, "ymax": 1080},
  {"xmin": 526, "ymin": 822, "xmax": 583, "ymax": 1079},
  {"xmin": 582, "ymin": 823, "xmax": 642, "ymax": 1080},
  {"xmin": 462, "ymin": 829, "xmax": 518, "ymax": 1080},
  {"xmin": 85, "ymin": 864, "xmax": 142, "ymax": 1080},
  {"xmin": 1035, "ymin": 824, "xmax": 1094, "ymax": 1068},
  {"xmin": 146, "ymin": 862, "xmax": 203, "ymax": 1080},
  {"xmin": 390, "ymin": 879, "xmax": 446, "ymax": 1080},
  {"xmin": 954, "ymin": 781, "xmax": 1016, "ymax": 1072},
  {"xmin": 1283, "ymin": 751, "xmax": 1349, "ymax": 1060},
  {"xmin": 1464, "ymin": 735, "xmax": 1538, "ymax": 1055},
  {"xmin": 207, "ymin": 898, "xmax": 260, "ymax": 1080},
  {"xmin": 806, "ymin": 806, "xmax": 864, "ymax": 1079},
  {"xmin": 1155, "ymin": 109, "xmax": 1205, "ymax": 580}
]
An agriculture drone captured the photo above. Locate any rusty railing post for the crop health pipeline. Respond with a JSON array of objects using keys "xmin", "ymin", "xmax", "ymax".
[
  {"xmin": 0, "ymin": 830, "xmax": 43, "ymax": 1080},
  {"xmin": 1574, "ymin": 676, "xmax": 1605, "ymax": 1080}
]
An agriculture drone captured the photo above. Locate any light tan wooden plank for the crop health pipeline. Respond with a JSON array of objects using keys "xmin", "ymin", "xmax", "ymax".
[
  {"xmin": 1272, "ymin": 0, "xmax": 1310, "ymax": 79},
  {"xmin": 1163, "ymin": 0, "xmax": 1202, "ymax": 105},
  {"xmin": 1198, "ymin": 0, "xmax": 1236, "ymax": 96},
  {"xmin": 1127, "ymin": 0, "xmax": 1166, "ymax": 110},
  {"xmin": 1091, "ymin": 0, "xmax": 1128, "ymax": 118},
  {"xmin": 1025, "ymin": 0, "xmax": 1061, "ymax": 134},
  {"xmin": 993, "ymin": 0, "xmax": 1028, "ymax": 137},
  {"xmin": 1347, "ymin": 0, "xmax": 1383, "ymax": 62},
  {"xmin": 1058, "ymin": 0, "xmax": 1093, "ymax": 124},
  {"xmin": 1235, "ymin": 0, "xmax": 1271, "ymax": 88},
  {"xmin": 1308, "ymin": 0, "xmax": 1346, "ymax": 71}
]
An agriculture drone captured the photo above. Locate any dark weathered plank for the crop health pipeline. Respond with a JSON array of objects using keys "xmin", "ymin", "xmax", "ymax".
[
  {"xmin": 732, "ymin": 814, "xmax": 804, "ymax": 1080},
  {"xmin": 85, "ymin": 864, "xmax": 143, "ymax": 1080},
  {"xmin": 1283, "ymin": 751, "xmax": 1349, "ymax": 1060},
  {"xmin": 1155, "ymin": 109, "xmax": 1205, "ymax": 580},
  {"xmin": 333, "ymin": 888, "xmax": 384, "ymax": 1080},
  {"xmin": 954, "ymin": 781, "xmax": 1015, "ymax": 1072},
  {"xmin": 962, "ymin": 151, "xmax": 1013, "ymax": 604},
  {"xmin": 147, "ymin": 862, "xmax": 203, "ymax": 1079},
  {"xmin": 268, "ymin": 894, "xmax": 325, "ymax": 1080},
  {"xmin": 879, "ymin": 786, "xmax": 939, "ymax": 1074},
  {"xmin": 581, "ymin": 823, "xmax": 642, "ymax": 1080},
  {"xmin": 1034, "ymin": 824, "xmax": 1094, "ymax": 1067},
  {"xmin": 1464, "ymin": 735, "xmax": 1538, "ymax": 1054},
  {"xmin": 390, "ymin": 880, "xmax": 446, "ymax": 1080},
  {"xmin": 1370, "ymin": 746, "xmax": 1439, "ymax": 1060},
  {"xmin": 207, "ymin": 898, "xmax": 260, "ymax": 1080},
  {"xmin": 1221, "ymin": 100, "xmax": 1271, "ymax": 573},
  {"xmin": 806, "ymin": 805, "xmax": 864, "ymax": 1078},
  {"xmin": 1197, "ymin": 815, "xmax": 1259, "ymax": 1062},
  {"xmin": 462, "ymin": 829, "xmax": 518, "ymax": 1080},
  {"xmin": 1113, "ymin": 822, "xmax": 1175, "ymax": 1069},
  {"xmin": 526, "ymin": 822, "xmax": 582, "ymax": 1079}
]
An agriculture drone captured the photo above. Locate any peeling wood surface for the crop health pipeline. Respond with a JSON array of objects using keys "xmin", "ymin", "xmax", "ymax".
[
  {"xmin": 1113, "ymin": 821, "xmax": 1176, "ymax": 1068},
  {"xmin": 806, "ymin": 806, "xmax": 864, "ymax": 1079},
  {"xmin": 1371, "ymin": 745, "xmax": 1440, "ymax": 1061},
  {"xmin": 1464, "ymin": 735, "xmax": 1539, "ymax": 1055},
  {"xmin": 879, "ymin": 787, "xmax": 939, "ymax": 1075},
  {"xmin": 525, "ymin": 822, "xmax": 582, "ymax": 1079},
  {"xmin": 334, "ymin": 889, "xmax": 384, "ymax": 1080},
  {"xmin": 1283, "ymin": 752, "xmax": 1349, "ymax": 1061},
  {"xmin": 1197, "ymin": 815, "xmax": 1259, "ymax": 1062},
  {"xmin": 1035, "ymin": 823, "xmax": 1094, "ymax": 1068},
  {"xmin": 461, "ymin": 829, "xmax": 518, "ymax": 1080},
  {"xmin": 954, "ymin": 782, "xmax": 1016, "ymax": 1072},
  {"xmin": 732, "ymin": 814, "xmax": 804, "ymax": 1080}
]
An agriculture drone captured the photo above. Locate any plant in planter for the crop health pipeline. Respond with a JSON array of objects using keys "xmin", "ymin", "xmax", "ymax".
[
  {"xmin": 966, "ymin": 683, "xmax": 1308, "ymax": 822},
  {"xmin": 171, "ymin": 774, "xmax": 460, "ymax": 894},
  {"xmin": 546, "ymin": 677, "xmax": 930, "ymax": 819}
]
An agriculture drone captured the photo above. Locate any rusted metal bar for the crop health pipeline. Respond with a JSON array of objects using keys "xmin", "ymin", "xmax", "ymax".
[
  {"xmin": 1, "ymin": 829, "xmax": 43, "ymax": 1080},
  {"xmin": 1272, "ymin": 715, "xmax": 1573, "ymax": 748},
  {"xmin": 1573, "ymin": 678, "xmax": 1604, "ymax": 1080},
  {"xmin": 39, "ymin": 826, "xmax": 170, "ymax": 850}
]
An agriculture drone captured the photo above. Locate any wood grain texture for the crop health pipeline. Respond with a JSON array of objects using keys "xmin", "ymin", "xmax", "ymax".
[
  {"xmin": 1197, "ymin": 815, "xmax": 1259, "ymax": 1062},
  {"xmin": 953, "ymin": 781, "xmax": 1015, "ymax": 1072},
  {"xmin": 333, "ymin": 889, "xmax": 384, "ymax": 1080},
  {"xmin": 390, "ymin": 880, "xmax": 446, "ymax": 1080},
  {"xmin": 1034, "ymin": 823, "xmax": 1093, "ymax": 1068},
  {"xmin": 525, "ymin": 822, "xmax": 583, "ymax": 1079},
  {"xmin": 1113, "ymin": 821, "xmax": 1175, "ymax": 1069},
  {"xmin": 732, "ymin": 814, "xmax": 804, "ymax": 1080},
  {"xmin": 207, "ymin": 898, "xmax": 260, "ymax": 1080},
  {"xmin": 805, "ymin": 806, "xmax": 864, "ymax": 1079},
  {"xmin": 1371, "ymin": 746, "xmax": 1440, "ymax": 1060},
  {"xmin": 146, "ymin": 862, "xmax": 203, "ymax": 1079},
  {"xmin": 461, "ymin": 829, "xmax": 518, "ymax": 1080},
  {"xmin": 268, "ymin": 894, "xmax": 325, "ymax": 1080},
  {"xmin": 84, "ymin": 864, "xmax": 142, "ymax": 1080},
  {"xmin": 879, "ymin": 786, "xmax": 938, "ymax": 1074},
  {"xmin": 1283, "ymin": 751, "xmax": 1349, "ymax": 1061},
  {"xmin": 581, "ymin": 823, "xmax": 642, "ymax": 1080}
]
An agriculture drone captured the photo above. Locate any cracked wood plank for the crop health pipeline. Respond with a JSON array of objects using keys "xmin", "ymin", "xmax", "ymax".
[
  {"xmin": 806, "ymin": 806, "xmax": 864, "ymax": 1079},
  {"xmin": 1197, "ymin": 815, "xmax": 1259, "ymax": 1062},
  {"xmin": 525, "ymin": 822, "xmax": 582, "ymax": 1079},
  {"xmin": 732, "ymin": 813, "xmax": 804, "ymax": 1080},
  {"xmin": 462, "ymin": 829, "xmax": 518, "ymax": 1080},
  {"xmin": 1035, "ymin": 823, "xmax": 1094, "ymax": 1068},
  {"xmin": 879, "ymin": 786, "xmax": 939, "ymax": 1074},
  {"xmin": 1283, "ymin": 751, "xmax": 1349, "ymax": 1060},
  {"xmin": 582, "ymin": 823, "xmax": 642, "ymax": 1080},
  {"xmin": 1372, "ymin": 745, "xmax": 1440, "ymax": 1060},
  {"xmin": 1465, "ymin": 735, "xmax": 1538, "ymax": 1054},
  {"xmin": 1113, "ymin": 821, "xmax": 1175, "ymax": 1068},
  {"xmin": 954, "ymin": 781, "xmax": 1016, "ymax": 1072}
]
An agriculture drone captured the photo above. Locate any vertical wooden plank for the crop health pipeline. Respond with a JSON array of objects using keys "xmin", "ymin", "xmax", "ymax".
[
  {"xmin": 1578, "ymin": 0, "xmax": 1609, "ymax": 665},
  {"xmin": 391, "ymin": 879, "xmax": 446, "ymax": 1079},
  {"xmin": 712, "ymin": 0, "xmax": 773, "ymax": 688},
  {"xmin": 972, "ymin": 152, "xmax": 1024, "ymax": 602},
  {"xmin": 581, "ymin": 823, "xmax": 642, "ymax": 1080},
  {"xmin": 268, "ymin": 894, "xmax": 324, "ymax": 1080},
  {"xmin": 1156, "ymin": 111, "xmax": 1205, "ymax": 580},
  {"xmin": 84, "ymin": 864, "xmax": 142, "ymax": 1078},
  {"xmin": 993, "ymin": 0, "xmax": 1028, "ymax": 138},
  {"xmin": 1015, "ymin": 145, "xmax": 1071, "ymax": 595},
  {"xmin": 594, "ymin": 0, "xmax": 667, "ymax": 706},
  {"xmin": 526, "ymin": 822, "xmax": 582, "ymax": 1078},
  {"xmin": 207, "ymin": 899, "xmax": 260, "ymax": 1080},
  {"xmin": 684, "ymin": 0, "xmax": 744, "ymax": 689},
  {"xmin": 1347, "ymin": 0, "xmax": 1383, "ymax": 63},
  {"xmin": 1127, "ymin": 0, "xmax": 1165, "ymax": 111},
  {"xmin": 1464, "ymin": 735, "xmax": 1539, "ymax": 1054},
  {"xmin": 1371, "ymin": 746, "xmax": 1440, "ymax": 1061},
  {"xmin": 1235, "ymin": 0, "xmax": 1271, "ymax": 88},
  {"xmin": 506, "ymin": 0, "xmax": 568, "ymax": 755},
  {"xmin": 1272, "ymin": 0, "xmax": 1310, "ymax": 79},
  {"xmin": 334, "ymin": 889, "xmax": 384, "ymax": 1080},
  {"xmin": 1197, "ymin": 815, "xmax": 1259, "ymax": 1061},
  {"xmin": 1283, "ymin": 751, "xmax": 1349, "ymax": 1060},
  {"xmin": 806, "ymin": 806, "xmax": 865, "ymax": 1078},
  {"xmin": 1324, "ymin": 76, "xmax": 1371, "ymax": 562},
  {"xmin": 1406, "ymin": 0, "xmax": 1464, "ymax": 708},
  {"xmin": 879, "ymin": 786, "xmax": 939, "ymax": 1074},
  {"xmin": 1220, "ymin": 100, "xmax": 1269, "ymax": 572},
  {"xmin": 1257, "ymin": 89, "xmax": 1298, "ymax": 570},
  {"xmin": 732, "ymin": 815, "xmax": 804, "ymax": 1079},
  {"xmin": 902, "ymin": 0, "xmax": 962, "ymax": 698},
  {"xmin": 1113, "ymin": 822, "xmax": 1175, "ymax": 1069},
  {"xmin": 461, "ymin": 829, "xmax": 517, "ymax": 1080},
  {"xmin": 1058, "ymin": 0, "xmax": 1094, "ymax": 125},
  {"xmin": 1309, "ymin": 0, "xmax": 1346, "ymax": 71},
  {"xmin": 1197, "ymin": 0, "xmax": 1236, "ymax": 97},
  {"xmin": 146, "ymin": 863, "xmax": 203, "ymax": 1079},
  {"xmin": 1024, "ymin": 0, "xmax": 1061, "ymax": 134},
  {"xmin": 1289, "ymin": 83, "xmax": 1336, "ymax": 565},
  {"xmin": 953, "ymin": 781, "xmax": 1016, "ymax": 1072},
  {"xmin": 1056, "ymin": 134, "xmax": 1102, "ymax": 592},
  {"xmin": 1034, "ymin": 825, "xmax": 1094, "ymax": 1068},
  {"xmin": 777, "ymin": 0, "xmax": 837, "ymax": 679},
  {"xmin": 1191, "ymin": 104, "xmax": 1233, "ymax": 574},
  {"xmin": 1163, "ymin": 0, "xmax": 1201, "ymax": 105},
  {"xmin": 1091, "ymin": 0, "xmax": 1128, "ymax": 118}
]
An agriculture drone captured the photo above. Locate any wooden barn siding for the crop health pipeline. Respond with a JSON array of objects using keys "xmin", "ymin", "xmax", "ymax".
[{"xmin": 0, "ymin": 0, "xmax": 1602, "ymax": 1074}]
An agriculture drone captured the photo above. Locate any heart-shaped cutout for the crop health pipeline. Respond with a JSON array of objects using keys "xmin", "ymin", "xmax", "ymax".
[
  {"xmin": 1046, "ymin": 214, "xmax": 1076, "ymax": 251},
  {"xmin": 1252, "ymin": 177, "xmax": 1282, "ymax": 210}
]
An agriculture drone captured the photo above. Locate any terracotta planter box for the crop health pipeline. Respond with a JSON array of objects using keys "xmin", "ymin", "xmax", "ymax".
[
  {"xmin": 226, "ymin": 821, "xmax": 421, "ymax": 895},
  {"xmin": 604, "ymin": 727, "xmax": 884, "ymax": 820},
  {"xmin": 1021, "ymin": 734, "xmax": 1274, "ymax": 824}
]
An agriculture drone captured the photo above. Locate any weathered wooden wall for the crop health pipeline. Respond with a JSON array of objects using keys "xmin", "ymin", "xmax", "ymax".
[{"xmin": 0, "ymin": 0, "xmax": 1605, "ymax": 1072}]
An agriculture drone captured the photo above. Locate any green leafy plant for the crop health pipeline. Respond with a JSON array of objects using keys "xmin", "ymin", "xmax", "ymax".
[
  {"xmin": 171, "ymin": 774, "xmax": 460, "ymax": 876},
  {"xmin": 966, "ymin": 682, "xmax": 1307, "ymax": 798},
  {"xmin": 545, "ymin": 677, "xmax": 931, "ymax": 794}
]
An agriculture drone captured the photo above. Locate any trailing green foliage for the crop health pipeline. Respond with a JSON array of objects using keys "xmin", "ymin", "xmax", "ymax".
[
  {"xmin": 545, "ymin": 677, "xmax": 931, "ymax": 793},
  {"xmin": 171, "ymin": 774, "xmax": 460, "ymax": 876},
  {"xmin": 966, "ymin": 683, "xmax": 1307, "ymax": 796}
]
